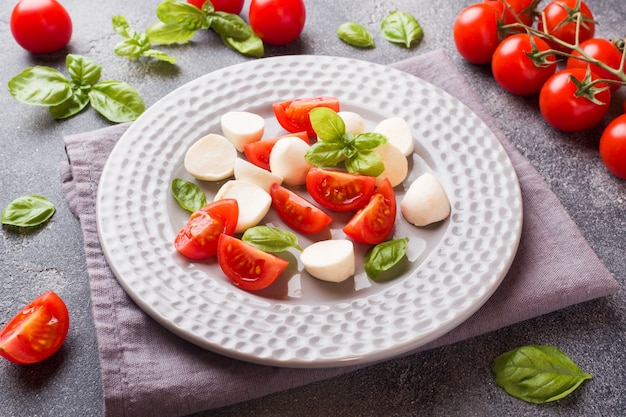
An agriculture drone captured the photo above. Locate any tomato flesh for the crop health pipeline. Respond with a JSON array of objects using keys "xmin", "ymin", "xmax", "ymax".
[
  {"xmin": 243, "ymin": 131, "xmax": 309, "ymax": 171},
  {"xmin": 10, "ymin": 0, "xmax": 73, "ymax": 54},
  {"xmin": 270, "ymin": 183, "xmax": 332, "ymax": 234},
  {"xmin": 343, "ymin": 179, "xmax": 397, "ymax": 245},
  {"xmin": 217, "ymin": 234, "xmax": 289, "ymax": 290},
  {"xmin": 600, "ymin": 114, "xmax": 626, "ymax": 180},
  {"xmin": 249, "ymin": 0, "xmax": 306, "ymax": 46},
  {"xmin": 306, "ymin": 168, "xmax": 377, "ymax": 212},
  {"xmin": 174, "ymin": 199, "xmax": 238, "ymax": 260},
  {"xmin": 273, "ymin": 96, "xmax": 340, "ymax": 137},
  {"xmin": 0, "ymin": 291, "xmax": 69, "ymax": 364}
]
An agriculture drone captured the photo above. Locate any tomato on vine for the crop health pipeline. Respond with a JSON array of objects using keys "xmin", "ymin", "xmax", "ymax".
[
  {"xmin": 483, "ymin": 0, "xmax": 536, "ymax": 26},
  {"xmin": 453, "ymin": 3, "xmax": 502, "ymax": 64},
  {"xmin": 538, "ymin": 0, "xmax": 595, "ymax": 53},
  {"xmin": 567, "ymin": 38, "xmax": 624, "ymax": 93},
  {"xmin": 600, "ymin": 115, "xmax": 626, "ymax": 180}
]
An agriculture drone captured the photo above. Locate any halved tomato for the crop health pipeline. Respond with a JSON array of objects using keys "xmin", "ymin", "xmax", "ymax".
[
  {"xmin": 270, "ymin": 183, "xmax": 332, "ymax": 234},
  {"xmin": 0, "ymin": 291, "xmax": 70, "ymax": 365},
  {"xmin": 272, "ymin": 96, "xmax": 340, "ymax": 137},
  {"xmin": 306, "ymin": 167, "xmax": 376, "ymax": 212},
  {"xmin": 243, "ymin": 131, "xmax": 309, "ymax": 171},
  {"xmin": 174, "ymin": 199, "xmax": 239, "ymax": 260},
  {"xmin": 217, "ymin": 234, "xmax": 289, "ymax": 290},
  {"xmin": 343, "ymin": 178, "xmax": 396, "ymax": 245}
]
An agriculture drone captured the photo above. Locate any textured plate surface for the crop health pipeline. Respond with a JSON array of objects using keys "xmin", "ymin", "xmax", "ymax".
[{"xmin": 96, "ymin": 55, "xmax": 522, "ymax": 368}]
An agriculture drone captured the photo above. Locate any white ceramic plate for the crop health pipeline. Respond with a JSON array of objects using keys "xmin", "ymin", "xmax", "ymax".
[{"xmin": 96, "ymin": 55, "xmax": 522, "ymax": 368}]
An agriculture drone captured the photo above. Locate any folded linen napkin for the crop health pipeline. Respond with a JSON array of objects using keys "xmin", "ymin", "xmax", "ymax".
[{"xmin": 60, "ymin": 49, "xmax": 620, "ymax": 417}]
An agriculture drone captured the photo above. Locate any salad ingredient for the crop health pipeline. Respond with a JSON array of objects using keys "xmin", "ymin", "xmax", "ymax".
[
  {"xmin": 401, "ymin": 172, "xmax": 450, "ymax": 227},
  {"xmin": 273, "ymin": 96, "xmax": 340, "ymax": 137},
  {"xmin": 270, "ymin": 184, "xmax": 332, "ymax": 235},
  {"xmin": 343, "ymin": 178, "xmax": 396, "ymax": 245},
  {"xmin": 174, "ymin": 199, "xmax": 238, "ymax": 259},
  {"xmin": 483, "ymin": 0, "xmax": 535, "ymax": 26},
  {"xmin": 233, "ymin": 158, "xmax": 283, "ymax": 192},
  {"xmin": 338, "ymin": 111, "xmax": 366, "ymax": 135},
  {"xmin": 249, "ymin": 0, "xmax": 306, "ymax": 46},
  {"xmin": 373, "ymin": 142, "xmax": 409, "ymax": 187},
  {"xmin": 220, "ymin": 111, "xmax": 265, "ymax": 152},
  {"xmin": 337, "ymin": 22, "xmax": 375, "ymax": 48},
  {"xmin": 566, "ymin": 38, "xmax": 624, "ymax": 93},
  {"xmin": 453, "ymin": 3, "xmax": 501, "ymax": 64},
  {"xmin": 171, "ymin": 178, "xmax": 207, "ymax": 213},
  {"xmin": 306, "ymin": 168, "xmax": 377, "ymax": 212},
  {"xmin": 217, "ymin": 234, "xmax": 289, "ymax": 290},
  {"xmin": 214, "ymin": 180, "xmax": 271, "ymax": 233},
  {"xmin": 0, "ymin": 291, "xmax": 69, "ymax": 365},
  {"xmin": 184, "ymin": 133, "xmax": 237, "ymax": 181},
  {"xmin": 10, "ymin": 0, "xmax": 72, "ymax": 54},
  {"xmin": 300, "ymin": 240, "xmax": 355, "ymax": 283},
  {"xmin": 374, "ymin": 117, "xmax": 414, "ymax": 156},
  {"xmin": 538, "ymin": 0, "xmax": 595, "ymax": 53},
  {"xmin": 380, "ymin": 10, "xmax": 423, "ymax": 49},
  {"xmin": 242, "ymin": 225, "xmax": 302, "ymax": 252},
  {"xmin": 112, "ymin": 16, "xmax": 177, "ymax": 64},
  {"xmin": 2, "ymin": 195, "xmax": 55, "ymax": 227},
  {"xmin": 492, "ymin": 345, "xmax": 592, "ymax": 404},
  {"xmin": 268, "ymin": 136, "xmax": 313, "ymax": 186},
  {"xmin": 243, "ymin": 131, "xmax": 309, "ymax": 171},
  {"xmin": 364, "ymin": 238, "xmax": 409, "ymax": 281},
  {"xmin": 599, "ymin": 114, "xmax": 626, "ymax": 179},
  {"xmin": 187, "ymin": 0, "xmax": 244, "ymax": 14}
]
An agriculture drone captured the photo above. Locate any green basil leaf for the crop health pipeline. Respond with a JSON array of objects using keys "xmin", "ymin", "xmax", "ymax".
[
  {"xmin": 66, "ymin": 54, "xmax": 102, "ymax": 87},
  {"xmin": 380, "ymin": 10, "xmax": 424, "ymax": 48},
  {"xmin": 89, "ymin": 80, "xmax": 146, "ymax": 123},
  {"xmin": 220, "ymin": 33, "xmax": 265, "ymax": 57},
  {"xmin": 114, "ymin": 38, "xmax": 148, "ymax": 59},
  {"xmin": 305, "ymin": 140, "xmax": 346, "ymax": 167},
  {"xmin": 242, "ymin": 226, "xmax": 303, "ymax": 252},
  {"xmin": 171, "ymin": 178, "xmax": 207, "ymax": 212},
  {"xmin": 345, "ymin": 150, "xmax": 384, "ymax": 176},
  {"xmin": 49, "ymin": 89, "xmax": 90, "ymax": 119},
  {"xmin": 2, "ymin": 195, "xmax": 56, "ymax": 227},
  {"xmin": 310, "ymin": 107, "xmax": 345, "ymax": 141},
  {"xmin": 364, "ymin": 238, "xmax": 408, "ymax": 281},
  {"xmin": 112, "ymin": 15, "xmax": 135, "ymax": 39},
  {"xmin": 146, "ymin": 21, "xmax": 197, "ymax": 45},
  {"xmin": 353, "ymin": 132, "xmax": 387, "ymax": 150},
  {"xmin": 492, "ymin": 345, "xmax": 593, "ymax": 404},
  {"xmin": 210, "ymin": 11, "xmax": 251, "ymax": 40},
  {"xmin": 8, "ymin": 67, "xmax": 72, "ymax": 106},
  {"xmin": 156, "ymin": 0, "xmax": 207, "ymax": 31},
  {"xmin": 142, "ymin": 49, "xmax": 178, "ymax": 64},
  {"xmin": 337, "ymin": 22, "xmax": 375, "ymax": 48}
]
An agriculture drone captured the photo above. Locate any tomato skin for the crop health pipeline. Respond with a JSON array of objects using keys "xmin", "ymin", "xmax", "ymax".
[
  {"xmin": 270, "ymin": 184, "xmax": 332, "ymax": 235},
  {"xmin": 539, "ymin": 68, "xmax": 610, "ymax": 132},
  {"xmin": 483, "ymin": 0, "xmax": 535, "ymax": 25},
  {"xmin": 600, "ymin": 115, "xmax": 626, "ymax": 180},
  {"xmin": 249, "ymin": 0, "xmax": 306, "ymax": 46},
  {"xmin": 492, "ymin": 33, "xmax": 556, "ymax": 96},
  {"xmin": 243, "ymin": 131, "xmax": 309, "ymax": 171},
  {"xmin": 174, "ymin": 199, "xmax": 239, "ymax": 260},
  {"xmin": 453, "ymin": 3, "xmax": 501, "ymax": 65},
  {"xmin": 187, "ymin": 0, "xmax": 244, "ymax": 14},
  {"xmin": 567, "ymin": 38, "xmax": 624, "ymax": 93},
  {"xmin": 0, "ymin": 291, "xmax": 69, "ymax": 365},
  {"xmin": 10, "ymin": 0, "xmax": 72, "ymax": 54},
  {"xmin": 538, "ymin": 0, "xmax": 595, "ymax": 53},
  {"xmin": 273, "ymin": 97, "xmax": 340, "ymax": 137},
  {"xmin": 217, "ymin": 234, "xmax": 289, "ymax": 290},
  {"xmin": 306, "ymin": 168, "xmax": 377, "ymax": 212},
  {"xmin": 343, "ymin": 179, "xmax": 397, "ymax": 245}
]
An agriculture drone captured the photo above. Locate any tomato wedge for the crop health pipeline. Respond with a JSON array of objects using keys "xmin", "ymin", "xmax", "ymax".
[
  {"xmin": 306, "ymin": 167, "xmax": 377, "ymax": 212},
  {"xmin": 0, "ymin": 291, "xmax": 69, "ymax": 364},
  {"xmin": 270, "ymin": 183, "xmax": 332, "ymax": 234},
  {"xmin": 174, "ymin": 199, "xmax": 239, "ymax": 260},
  {"xmin": 217, "ymin": 234, "xmax": 289, "ymax": 290},
  {"xmin": 343, "ymin": 178, "xmax": 397, "ymax": 245},
  {"xmin": 272, "ymin": 96, "xmax": 340, "ymax": 137},
  {"xmin": 243, "ymin": 131, "xmax": 309, "ymax": 171}
]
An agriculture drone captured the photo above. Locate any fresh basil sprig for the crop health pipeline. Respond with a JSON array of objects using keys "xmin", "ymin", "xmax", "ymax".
[
  {"xmin": 171, "ymin": 178, "xmax": 207, "ymax": 213},
  {"xmin": 337, "ymin": 22, "xmax": 375, "ymax": 48},
  {"xmin": 242, "ymin": 226, "xmax": 303, "ymax": 252},
  {"xmin": 380, "ymin": 10, "xmax": 424, "ymax": 49},
  {"xmin": 113, "ymin": 16, "xmax": 177, "ymax": 64},
  {"xmin": 2, "ymin": 195, "xmax": 56, "ymax": 227},
  {"xmin": 8, "ymin": 54, "xmax": 145, "ymax": 123},
  {"xmin": 306, "ymin": 107, "xmax": 387, "ymax": 176},
  {"xmin": 492, "ymin": 345, "xmax": 592, "ymax": 404},
  {"xmin": 364, "ymin": 238, "xmax": 408, "ymax": 281}
]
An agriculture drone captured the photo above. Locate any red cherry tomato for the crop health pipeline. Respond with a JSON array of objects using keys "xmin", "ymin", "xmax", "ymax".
[
  {"xmin": 270, "ymin": 184, "xmax": 332, "ymax": 235},
  {"xmin": 217, "ymin": 234, "xmax": 289, "ymax": 290},
  {"xmin": 599, "ymin": 114, "xmax": 626, "ymax": 180},
  {"xmin": 243, "ymin": 131, "xmax": 309, "ymax": 171},
  {"xmin": 0, "ymin": 291, "xmax": 69, "ymax": 364},
  {"xmin": 306, "ymin": 168, "xmax": 377, "ymax": 212},
  {"xmin": 567, "ymin": 38, "xmax": 624, "ymax": 93},
  {"xmin": 492, "ymin": 33, "xmax": 557, "ymax": 96},
  {"xmin": 538, "ymin": 0, "xmax": 595, "ymax": 53},
  {"xmin": 174, "ymin": 199, "xmax": 239, "ymax": 260},
  {"xmin": 453, "ymin": 3, "xmax": 502, "ymax": 64},
  {"xmin": 249, "ymin": 0, "xmax": 306, "ymax": 46},
  {"xmin": 10, "ymin": 0, "xmax": 72, "ymax": 54},
  {"xmin": 484, "ymin": 0, "xmax": 535, "ymax": 25},
  {"xmin": 187, "ymin": 0, "xmax": 244, "ymax": 14},
  {"xmin": 539, "ymin": 68, "xmax": 610, "ymax": 132},
  {"xmin": 343, "ymin": 179, "xmax": 397, "ymax": 245},
  {"xmin": 272, "ymin": 96, "xmax": 340, "ymax": 137}
]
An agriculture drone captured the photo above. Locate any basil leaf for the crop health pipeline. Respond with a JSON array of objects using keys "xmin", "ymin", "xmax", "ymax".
[
  {"xmin": 242, "ymin": 226, "xmax": 303, "ymax": 252},
  {"xmin": 49, "ymin": 89, "xmax": 90, "ymax": 119},
  {"xmin": 353, "ymin": 132, "xmax": 387, "ymax": 150},
  {"xmin": 8, "ymin": 67, "xmax": 72, "ymax": 106},
  {"xmin": 210, "ymin": 11, "xmax": 251, "ymax": 40},
  {"xmin": 380, "ymin": 10, "xmax": 424, "ymax": 48},
  {"xmin": 310, "ymin": 107, "xmax": 345, "ymax": 141},
  {"xmin": 112, "ymin": 15, "xmax": 135, "ymax": 39},
  {"xmin": 492, "ymin": 345, "xmax": 593, "ymax": 404},
  {"xmin": 305, "ymin": 140, "xmax": 346, "ymax": 167},
  {"xmin": 146, "ymin": 21, "xmax": 197, "ymax": 45},
  {"xmin": 143, "ymin": 49, "xmax": 178, "ymax": 64},
  {"xmin": 89, "ymin": 80, "xmax": 146, "ymax": 123},
  {"xmin": 66, "ymin": 54, "xmax": 102, "ymax": 87},
  {"xmin": 115, "ymin": 37, "xmax": 150, "ymax": 59},
  {"xmin": 220, "ymin": 33, "xmax": 265, "ymax": 57},
  {"xmin": 2, "ymin": 195, "xmax": 56, "ymax": 227},
  {"xmin": 171, "ymin": 178, "xmax": 207, "ymax": 212},
  {"xmin": 156, "ymin": 0, "xmax": 207, "ymax": 31},
  {"xmin": 364, "ymin": 238, "xmax": 408, "ymax": 281},
  {"xmin": 337, "ymin": 22, "xmax": 375, "ymax": 48},
  {"xmin": 345, "ymin": 150, "xmax": 384, "ymax": 177}
]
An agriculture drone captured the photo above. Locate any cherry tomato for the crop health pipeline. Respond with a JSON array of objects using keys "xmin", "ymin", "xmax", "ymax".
[
  {"xmin": 484, "ymin": 0, "xmax": 535, "ymax": 26},
  {"xmin": 538, "ymin": 0, "xmax": 595, "ymax": 53},
  {"xmin": 0, "ymin": 291, "xmax": 69, "ymax": 365},
  {"xmin": 567, "ymin": 38, "xmax": 624, "ymax": 93},
  {"xmin": 539, "ymin": 68, "xmax": 610, "ymax": 132},
  {"xmin": 270, "ymin": 184, "xmax": 332, "ymax": 235},
  {"xmin": 453, "ymin": 3, "xmax": 501, "ymax": 64},
  {"xmin": 187, "ymin": 0, "xmax": 244, "ymax": 14},
  {"xmin": 174, "ymin": 199, "xmax": 239, "ymax": 260},
  {"xmin": 599, "ymin": 114, "xmax": 626, "ymax": 180},
  {"xmin": 343, "ymin": 179, "xmax": 397, "ymax": 245},
  {"xmin": 492, "ymin": 33, "xmax": 557, "ymax": 96},
  {"xmin": 243, "ymin": 131, "xmax": 309, "ymax": 171},
  {"xmin": 10, "ymin": 0, "xmax": 72, "ymax": 54},
  {"xmin": 272, "ymin": 96, "xmax": 340, "ymax": 137},
  {"xmin": 249, "ymin": 0, "xmax": 306, "ymax": 46},
  {"xmin": 217, "ymin": 234, "xmax": 289, "ymax": 290},
  {"xmin": 306, "ymin": 168, "xmax": 377, "ymax": 212}
]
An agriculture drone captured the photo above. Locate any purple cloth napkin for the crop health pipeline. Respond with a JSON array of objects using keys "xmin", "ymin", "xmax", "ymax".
[{"xmin": 60, "ymin": 49, "xmax": 619, "ymax": 417}]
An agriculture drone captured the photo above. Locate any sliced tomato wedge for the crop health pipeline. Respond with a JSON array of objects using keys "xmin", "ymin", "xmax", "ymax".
[
  {"xmin": 343, "ymin": 178, "xmax": 396, "ymax": 245},
  {"xmin": 270, "ymin": 183, "xmax": 332, "ymax": 234},
  {"xmin": 217, "ymin": 234, "xmax": 289, "ymax": 290},
  {"xmin": 0, "ymin": 291, "xmax": 70, "ymax": 365},
  {"xmin": 174, "ymin": 199, "xmax": 239, "ymax": 260},
  {"xmin": 243, "ymin": 131, "xmax": 309, "ymax": 171},
  {"xmin": 272, "ymin": 96, "xmax": 340, "ymax": 137},
  {"xmin": 305, "ymin": 167, "xmax": 377, "ymax": 212}
]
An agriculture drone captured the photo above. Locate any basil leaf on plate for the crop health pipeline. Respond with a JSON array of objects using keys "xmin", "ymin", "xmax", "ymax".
[
  {"xmin": 8, "ymin": 66, "xmax": 72, "ymax": 106},
  {"xmin": 305, "ymin": 140, "xmax": 346, "ymax": 167},
  {"xmin": 345, "ymin": 150, "xmax": 384, "ymax": 177},
  {"xmin": 2, "ymin": 195, "xmax": 56, "ymax": 227},
  {"xmin": 337, "ymin": 22, "xmax": 375, "ymax": 48},
  {"xmin": 89, "ymin": 80, "xmax": 146, "ymax": 123},
  {"xmin": 242, "ymin": 226, "xmax": 303, "ymax": 252},
  {"xmin": 380, "ymin": 10, "xmax": 424, "ymax": 49},
  {"xmin": 310, "ymin": 107, "xmax": 346, "ymax": 142},
  {"xmin": 353, "ymin": 132, "xmax": 387, "ymax": 150},
  {"xmin": 364, "ymin": 238, "xmax": 408, "ymax": 280},
  {"xmin": 171, "ymin": 178, "xmax": 207, "ymax": 213}
]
